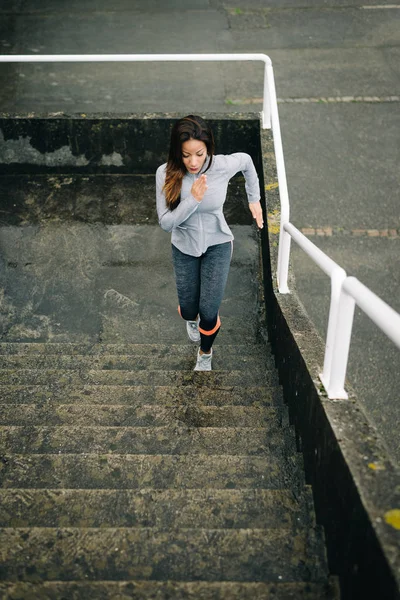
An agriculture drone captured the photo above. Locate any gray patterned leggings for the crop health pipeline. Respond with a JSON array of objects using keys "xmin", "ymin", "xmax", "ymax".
[{"xmin": 172, "ymin": 242, "xmax": 232, "ymax": 352}]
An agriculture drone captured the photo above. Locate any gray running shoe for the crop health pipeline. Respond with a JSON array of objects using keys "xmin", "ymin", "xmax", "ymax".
[
  {"xmin": 194, "ymin": 348, "xmax": 213, "ymax": 371},
  {"xmin": 186, "ymin": 319, "xmax": 200, "ymax": 343}
]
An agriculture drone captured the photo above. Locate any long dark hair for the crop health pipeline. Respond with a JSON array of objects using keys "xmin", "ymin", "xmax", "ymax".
[{"xmin": 163, "ymin": 115, "xmax": 215, "ymax": 209}]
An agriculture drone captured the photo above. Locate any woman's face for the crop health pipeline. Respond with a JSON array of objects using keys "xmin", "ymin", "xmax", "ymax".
[{"xmin": 181, "ymin": 139, "xmax": 207, "ymax": 174}]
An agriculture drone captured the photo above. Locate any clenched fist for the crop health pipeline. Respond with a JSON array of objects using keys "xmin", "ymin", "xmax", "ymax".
[{"xmin": 191, "ymin": 174, "xmax": 208, "ymax": 202}]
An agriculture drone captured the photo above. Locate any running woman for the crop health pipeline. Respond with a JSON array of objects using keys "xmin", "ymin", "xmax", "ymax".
[{"xmin": 156, "ymin": 115, "xmax": 263, "ymax": 371}]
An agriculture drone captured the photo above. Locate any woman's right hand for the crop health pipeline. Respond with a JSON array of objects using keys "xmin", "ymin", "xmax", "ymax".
[{"xmin": 191, "ymin": 174, "xmax": 208, "ymax": 202}]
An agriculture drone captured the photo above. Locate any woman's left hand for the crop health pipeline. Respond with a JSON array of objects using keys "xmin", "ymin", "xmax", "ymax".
[{"xmin": 249, "ymin": 201, "xmax": 264, "ymax": 229}]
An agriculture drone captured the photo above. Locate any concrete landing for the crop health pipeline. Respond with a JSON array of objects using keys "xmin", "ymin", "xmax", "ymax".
[{"xmin": 0, "ymin": 220, "xmax": 261, "ymax": 345}]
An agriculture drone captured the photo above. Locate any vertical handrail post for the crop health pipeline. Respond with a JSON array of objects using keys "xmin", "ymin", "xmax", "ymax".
[
  {"xmin": 265, "ymin": 64, "xmax": 290, "ymax": 293},
  {"xmin": 262, "ymin": 62, "xmax": 271, "ymax": 129},
  {"xmin": 325, "ymin": 283, "xmax": 356, "ymax": 399},
  {"xmin": 320, "ymin": 266, "xmax": 347, "ymax": 390},
  {"xmin": 278, "ymin": 225, "xmax": 291, "ymax": 294}
]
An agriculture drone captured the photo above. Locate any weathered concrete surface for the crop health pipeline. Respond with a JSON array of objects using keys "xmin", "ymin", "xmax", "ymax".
[
  {"xmin": 281, "ymin": 102, "xmax": 400, "ymax": 230},
  {"xmin": 0, "ymin": 453, "xmax": 304, "ymax": 490},
  {"xmin": 0, "ymin": 487, "xmax": 315, "ymax": 528},
  {"xmin": 0, "ymin": 580, "xmax": 340, "ymax": 600},
  {"xmin": 0, "ymin": 223, "xmax": 261, "ymax": 344},
  {"xmin": 0, "ymin": 350, "xmax": 272, "ymax": 371},
  {"xmin": 0, "ymin": 115, "xmax": 262, "ymax": 174},
  {"xmin": 0, "ymin": 175, "xmax": 252, "ymax": 225},
  {"xmin": 0, "ymin": 425, "xmax": 294, "ymax": 455},
  {"xmin": 0, "ymin": 404, "xmax": 281, "ymax": 427},
  {"xmin": 0, "ymin": 527, "xmax": 328, "ymax": 582},
  {"xmin": 0, "ymin": 368, "xmax": 275, "ymax": 387},
  {"xmin": 0, "ymin": 382, "xmax": 283, "ymax": 406},
  {"xmin": 224, "ymin": 47, "xmax": 400, "ymax": 99}
]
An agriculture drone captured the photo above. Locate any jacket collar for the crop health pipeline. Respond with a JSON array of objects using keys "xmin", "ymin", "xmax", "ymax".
[{"xmin": 200, "ymin": 154, "xmax": 212, "ymax": 174}]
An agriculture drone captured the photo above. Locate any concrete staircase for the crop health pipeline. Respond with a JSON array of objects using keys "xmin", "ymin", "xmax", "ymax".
[
  {"xmin": 0, "ymin": 218, "xmax": 338, "ymax": 598},
  {"xmin": 0, "ymin": 340, "xmax": 339, "ymax": 599}
]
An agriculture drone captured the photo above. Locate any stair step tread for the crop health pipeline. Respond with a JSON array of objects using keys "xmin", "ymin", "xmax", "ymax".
[
  {"xmin": 0, "ymin": 321, "xmax": 261, "ymax": 344},
  {"xmin": 0, "ymin": 405, "xmax": 283, "ymax": 427},
  {"xmin": 0, "ymin": 488, "xmax": 315, "ymax": 529},
  {"xmin": 0, "ymin": 527, "xmax": 328, "ymax": 583},
  {"xmin": 0, "ymin": 370, "xmax": 277, "ymax": 386},
  {"xmin": 0, "ymin": 343, "xmax": 267, "ymax": 356},
  {"xmin": 0, "ymin": 354, "xmax": 272, "ymax": 372},
  {"xmin": 0, "ymin": 453, "xmax": 305, "ymax": 490},
  {"xmin": 0, "ymin": 580, "xmax": 340, "ymax": 599},
  {"xmin": 0, "ymin": 425, "xmax": 293, "ymax": 455},
  {"xmin": 0, "ymin": 385, "xmax": 283, "ymax": 406},
  {"xmin": 0, "ymin": 343, "xmax": 270, "ymax": 357}
]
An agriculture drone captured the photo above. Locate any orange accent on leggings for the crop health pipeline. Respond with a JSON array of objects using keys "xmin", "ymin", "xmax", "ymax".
[
  {"xmin": 199, "ymin": 316, "xmax": 221, "ymax": 336},
  {"xmin": 178, "ymin": 306, "xmax": 181, "ymax": 317}
]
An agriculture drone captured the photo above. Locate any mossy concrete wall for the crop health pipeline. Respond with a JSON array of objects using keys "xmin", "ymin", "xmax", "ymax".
[
  {"xmin": 260, "ymin": 127, "xmax": 400, "ymax": 600},
  {"xmin": 0, "ymin": 112, "xmax": 262, "ymax": 175},
  {"xmin": 0, "ymin": 112, "xmax": 399, "ymax": 598}
]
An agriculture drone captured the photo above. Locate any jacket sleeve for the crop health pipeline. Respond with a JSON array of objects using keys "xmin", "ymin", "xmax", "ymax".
[
  {"xmin": 156, "ymin": 166, "xmax": 200, "ymax": 232},
  {"xmin": 223, "ymin": 152, "xmax": 261, "ymax": 204}
]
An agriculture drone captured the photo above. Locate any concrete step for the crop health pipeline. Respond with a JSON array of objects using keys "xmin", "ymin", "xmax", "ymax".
[
  {"xmin": 0, "ymin": 453, "xmax": 305, "ymax": 490},
  {"xmin": 0, "ymin": 317, "xmax": 260, "ymax": 345},
  {"xmin": 0, "ymin": 344, "xmax": 276, "ymax": 372},
  {"xmin": 1, "ymin": 322, "xmax": 260, "ymax": 345},
  {"xmin": 0, "ymin": 384, "xmax": 284, "ymax": 406},
  {"xmin": 90, "ymin": 312, "xmax": 262, "ymax": 346},
  {"xmin": 0, "ymin": 527, "xmax": 328, "ymax": 583},
  {"xmin": 0, "ymin": 176, "xmax": 250, "ymax": 227},
  {"xmin": 0, "ymin": 404, "xmax": 284, "ymax": 427},
  {"xmin": 0, "ymin": 341, "xmax": 334, "ymax": 596},
  {"xmin": 0, "ymin": 369, "xmax": 277, "ymax": 387},
  {"xmin": 0, "ymin": 343, "xmax": 269, "ymax": 357},
  {"xmin": 0, "ymin": 580, "xmax": 341, "ymax": 600},
  {"xmin": 0, "ymin": 488, "xmax": 316, "ymax": 529},
  {"xmin": 0, "ymin": 353, "xmax": 273, "ymax": 372},
  {"xmin": 0, "ymin": 425, "xmax": 295, "ymax": 456}
]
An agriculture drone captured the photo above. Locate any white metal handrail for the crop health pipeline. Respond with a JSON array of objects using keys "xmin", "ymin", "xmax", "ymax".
[
  {"xmin": 283, "ymin": 222, "xmax": 400, "ymax": 399},
  {"xmin": 1, "ymin": 52, "xmax": 398, "ymax": 400},
  {"xmin": 284, "ymin": 223, "xmax": 347, "ymax": 395},
  {"xmin": 326, "ymin": 277, "xmax": 400, "ymax": 399}
]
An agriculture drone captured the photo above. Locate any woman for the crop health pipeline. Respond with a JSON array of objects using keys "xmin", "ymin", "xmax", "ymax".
[{"xmin": 156, "ymin": 115, "xmax": 263, "ymax": 371}]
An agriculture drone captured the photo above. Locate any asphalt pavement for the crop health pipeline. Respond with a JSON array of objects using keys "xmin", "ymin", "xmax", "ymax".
[{"xmin": 0, "ymin": 0, "xmax": 399, "ymax": 462}]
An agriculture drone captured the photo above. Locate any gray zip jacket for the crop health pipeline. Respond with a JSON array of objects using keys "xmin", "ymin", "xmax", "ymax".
[{"xmin": 156, "ymin": 153, "xmax": 261, "ymax": 257}]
